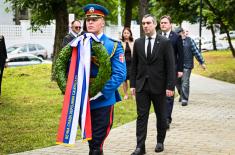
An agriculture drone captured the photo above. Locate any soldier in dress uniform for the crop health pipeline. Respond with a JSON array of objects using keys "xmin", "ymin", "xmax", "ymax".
[{"xmin": 83, "ymin": 4, "xmax": 126, "ymax": 155}]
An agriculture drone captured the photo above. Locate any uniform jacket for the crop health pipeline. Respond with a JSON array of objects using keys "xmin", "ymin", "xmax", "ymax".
[
  {"xmin": 90, "ymin": 34, "xmax": 126, "ymax": 109},
  {"xmin": 130, "ymin": 34, "xmax": 175, "ymax": 94}
]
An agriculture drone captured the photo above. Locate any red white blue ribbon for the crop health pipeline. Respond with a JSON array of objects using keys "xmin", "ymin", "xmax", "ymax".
[{"xmin": 56, "ymin": 33, "xmax": 100, "ymax": 145}]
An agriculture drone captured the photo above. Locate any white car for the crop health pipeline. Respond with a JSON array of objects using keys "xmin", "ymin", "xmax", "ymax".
[
  {"xmin": 201, "ymin": 42, "xmax": 229, "ymax": 51},
  {"xmin": 218, "ymin": 31, "xmax": 235, "ymax": 40},
  {"xmin": 7, "ymin": 43, "xmax": 48, "ymax": 59},
  {"xmin": 5, "ymin": 53, "xmax": 44, "ymax": 67}
]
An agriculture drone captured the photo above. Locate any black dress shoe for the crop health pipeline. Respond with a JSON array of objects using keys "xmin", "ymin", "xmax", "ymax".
[
  {"xmin": 131, "ymin": 147, "xmax": 146, "ymax": 155},
  {"xmin": 182, "ymin": 101, "xmax": 188, "ymax": 106},
  {"xmin": 155, "ymin": 143, "xmax": 164, "ymax": 152},
  {"xmin": 89, "ymin": 149, "xmax": 103, "ymax": 155}
]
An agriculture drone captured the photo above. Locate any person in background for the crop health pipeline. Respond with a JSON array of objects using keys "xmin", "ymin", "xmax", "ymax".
[
  {"xmin": 62, "ymin": 20, "xmax": 81, "ymax": 47},
  {"xmin": 159, "ymin": 15, "xmax": 184, "ymax": 129},
  {"xmin": 121, "ymin": 27, "xmax": 134, "ymax": 100},
  {"xmin": 176, "ymin": 27, "xmax": 206, "ymax": 106},
  {"xmin": 0, "ymin": 35, "xmax": 7, "ymax": 96},
  {"xmin": 130, "ymin": 14, "xmax": 175, "ymax": 154}
]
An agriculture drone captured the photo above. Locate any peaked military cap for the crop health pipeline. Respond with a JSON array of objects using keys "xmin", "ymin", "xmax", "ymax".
[{"xmin": 83, "ymin": 4, "xmax": 109, "ymax": 18}]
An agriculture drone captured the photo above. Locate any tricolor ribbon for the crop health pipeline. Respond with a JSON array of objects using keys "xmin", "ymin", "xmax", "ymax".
[{"xmin": 56, "ymin": 33, "xmax": 100, "ymax": 145}]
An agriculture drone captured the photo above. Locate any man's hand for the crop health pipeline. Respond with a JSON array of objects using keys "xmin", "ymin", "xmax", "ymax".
[
  {"xmin": 90, "ymin": 92, "xmax": 103, "ymax": 101},
  {"xmin": 177, "ymin": 72, "xmax": 183, "ymax": 78},
  {"xmin": 201, "ymin": 63, "xmax": 206, "ymax": 70},
  {"xmin": 130, "ymin": 88, "xmax": 136, "ymax": 96},
  {"xmin": 166, "ymin": 89, "xmax": 174, "ymax": 97}
]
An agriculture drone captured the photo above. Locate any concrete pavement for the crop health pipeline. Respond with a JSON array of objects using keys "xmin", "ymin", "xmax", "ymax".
[{"xmin": 13, "ymin": 74, "xmax": 235, "ymax": 155}]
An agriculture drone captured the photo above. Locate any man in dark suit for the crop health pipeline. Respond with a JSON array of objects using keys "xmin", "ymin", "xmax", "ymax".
[
  {"xmin": 130, "ymin": 14, "xmax": 175, "ymax": 155},
  {"xmin": 159, "ymin": 15, "xmax": 184, "ymax": 129},
  {"xmin": 0, "ymin": 35, "xmax": 7, "ymax": 95},
  {"xmin": 62, "ymin": 20, "xmax": 81, "ymax": 47}
]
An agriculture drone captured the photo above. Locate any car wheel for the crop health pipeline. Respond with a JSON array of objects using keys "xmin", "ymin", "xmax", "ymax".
[{"xmin": 38, "ymin": 55, "xmax": 44, "ymax": 59}]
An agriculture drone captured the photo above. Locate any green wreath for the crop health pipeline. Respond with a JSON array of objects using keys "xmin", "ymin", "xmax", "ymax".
[{"xmin": 55, "ymin": 40, "xmax": 111, "ymax": 97}]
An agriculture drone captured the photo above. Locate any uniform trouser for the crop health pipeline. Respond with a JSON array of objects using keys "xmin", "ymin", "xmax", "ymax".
[
  {"xmin": 88, "ymin": 105, "xmax": 114, "ymax": 152},
  {"xmin": 177, "ymin": 68, "xmax": 192, "ymax": 102},
  {"xmin": 135, "ymin": 80, "xmax": 167, "ymax": 149}
]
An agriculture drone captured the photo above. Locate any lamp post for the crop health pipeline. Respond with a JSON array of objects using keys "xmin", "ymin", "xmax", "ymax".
[{"xmin": 199, "ymin": 0, "xmax": 202, "ymax": 52}]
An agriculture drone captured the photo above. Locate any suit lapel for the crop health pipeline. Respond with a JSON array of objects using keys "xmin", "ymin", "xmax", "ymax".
[
  {"xmin": 149, "ymin": 35, "xmax": 161, "ymax": 61},
  {"xmin": 140, "ymin": 37, "xmax": 147, "ymax": 59}
]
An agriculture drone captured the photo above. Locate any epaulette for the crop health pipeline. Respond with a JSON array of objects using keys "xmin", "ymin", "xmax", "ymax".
[{"xmin": 108, "ymin": 37, "xmax": 121, "ymax": 43}]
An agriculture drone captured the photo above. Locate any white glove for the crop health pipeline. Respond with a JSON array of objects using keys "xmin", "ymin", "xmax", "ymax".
[{"xmin": 90, "ymin": 92, "xmax": 103, "ymax": 101}]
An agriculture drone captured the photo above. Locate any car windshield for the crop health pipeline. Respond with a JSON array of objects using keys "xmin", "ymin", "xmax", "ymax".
[{"xmin": 7, "ymin": 46, "xmax": 20, "ymax": 53}]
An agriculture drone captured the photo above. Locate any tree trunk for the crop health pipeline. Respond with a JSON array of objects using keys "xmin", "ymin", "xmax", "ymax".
[
  {"xmin": 219, "ymin": 21, "xmax": 235, "ymax": 57},
  {"xmin": 224, "ymin": 27, "xmax": 235, "ymax": 57},
  {"xmin": 204, "ymin": 0, "xmax": 235, "ymax": 57},
  {"xmin": 210, "ymin": 24, "xmax": 217, "ymax": 50},
  {"xmin": 138, "ymin": 0, "xmax": 149, "ymax": 37},
  {"xmin": 124, "ymin": 0, "xmax": 133, "ymax": 28},
  {"xmin": 51, "ymin": 1, "xmax": 68, "ymax": 80}
]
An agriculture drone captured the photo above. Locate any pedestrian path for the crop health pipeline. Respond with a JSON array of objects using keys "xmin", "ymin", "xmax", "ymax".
[{"xmin": 13, "ymin": 74, "xmax": 235, "ymax": 155}]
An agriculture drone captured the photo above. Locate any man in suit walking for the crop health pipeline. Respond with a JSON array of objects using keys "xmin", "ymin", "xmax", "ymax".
[
  {"xmin": 130, "ymin": 14, "xmax": 175, "ymax": 154},
  {"xmin": 62, "ymin": 20, "xmax": 81, "ymax": 47},
  {"xmin": 159, "ymin": 15, "xmax": 184, "ymax": 129}
]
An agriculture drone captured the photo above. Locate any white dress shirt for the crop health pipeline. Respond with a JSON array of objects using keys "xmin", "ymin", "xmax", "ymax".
[
  {"xmin": 162, "ymin": 31, "xmax": 170, "ymax": 38},
  {"xmin": 145, "ymin": 32, "xmax": 157, "ymax": 57}
]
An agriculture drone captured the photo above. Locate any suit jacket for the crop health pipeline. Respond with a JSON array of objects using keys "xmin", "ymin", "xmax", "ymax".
[
  {"xmin": 62, "ymin": 33, "xmax": 76, "ymax": 48},
  {"xmin": 158, "ymin": 31, "xmax": 183, "ymax": 72},
  {"xmin": 0, "ymin": 36, "xmax": 7, "ymax": 67},
  {"xmin": 130, "ymin": 34, "xmax": 175, "ymax": 94}
]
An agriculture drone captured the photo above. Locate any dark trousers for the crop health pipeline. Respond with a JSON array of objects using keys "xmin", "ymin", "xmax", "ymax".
[
  {"xmin": 0, "ymin": 67, "xmax": 4, "ymax": 95},
  {"xmin": 135, "ymin": 80, "xmax": 167, "ymax": 149},
  {"xmin": 88, "ymin": 105, "xmax": 114, "ymax": 152},
  {"xmin": 166, "ymin": 94, "xmax": 174, "ymax": 122}
]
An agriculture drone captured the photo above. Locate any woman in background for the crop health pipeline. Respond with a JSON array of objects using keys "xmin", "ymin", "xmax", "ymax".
[{"xmin": 121, "ymin": 27, "xmax": 134, "ymax": 100}]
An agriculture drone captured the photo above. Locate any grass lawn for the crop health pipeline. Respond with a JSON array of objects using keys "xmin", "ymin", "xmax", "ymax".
[
  {"xmin": 0, "ymin": 64, "xmax": 138, "ymax": 154},
  {"xmin": 193, "ymin": 50, "xmax": 235, "ymax": 84}
]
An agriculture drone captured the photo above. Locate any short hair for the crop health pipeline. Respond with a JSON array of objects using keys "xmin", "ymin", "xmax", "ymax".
[
  {"xmin": 121, "ymin": 27, "xmax": 134, "ymax": 42},
  {"xmin": 71, "ymin": 20, "xmax": 81, "ymax": 25},
  {"xmin": 142, "ymin": 14, "xmax": 157, "ymax": 24},
  {"xmin": 160, "ymin": 15, "xmax": 172, "ymax": 23}
]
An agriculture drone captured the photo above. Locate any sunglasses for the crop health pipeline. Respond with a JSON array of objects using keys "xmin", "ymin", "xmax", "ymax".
[{"xmin": 74, "ymin": 26, "xmax": 81, "ymax": 29}]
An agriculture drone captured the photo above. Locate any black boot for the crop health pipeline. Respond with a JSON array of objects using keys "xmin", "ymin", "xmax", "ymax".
[{"xmin": 89, "ymin": 149, "xmax": 104, "ymax": 155}]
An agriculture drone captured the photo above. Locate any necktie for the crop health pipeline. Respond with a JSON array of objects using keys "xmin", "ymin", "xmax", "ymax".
[
  {"xmin": 147, "ymin": 37, "xmax": 152, "ymax": 60},
  {"xmin": 164, "ymin": 32, "xmax": 167, "ymax": 38}
]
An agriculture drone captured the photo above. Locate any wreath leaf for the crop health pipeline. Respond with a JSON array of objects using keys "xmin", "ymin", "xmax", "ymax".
[{"xmin": 55, "ymin": 39, "xmax": 111, "ymax": 97}]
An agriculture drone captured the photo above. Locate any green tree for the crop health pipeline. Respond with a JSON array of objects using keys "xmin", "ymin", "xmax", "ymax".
[
  {"xmin": 5, "ymin": 0, "xmax": 69, "ymax": 80},
  {"xmin": 203, "ymin": 0, "xmax": 235, "ymax": 57}
]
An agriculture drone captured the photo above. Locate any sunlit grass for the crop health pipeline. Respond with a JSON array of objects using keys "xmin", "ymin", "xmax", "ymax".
[{"xmin": 193, "ymin": 50, "xmax": 235, "ymax": 84}]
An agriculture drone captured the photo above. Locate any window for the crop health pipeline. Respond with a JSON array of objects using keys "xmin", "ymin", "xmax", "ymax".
[
  {"xmin": 19, "ymin": 46, "xmax": 27, "ymax": 52},
  {"xmin": 28, "ymin": 44, "xmax": 36, "ymax": 52},
  {"xmin": 36, "ymin": 44, "xmax": 45, "ymax": 50}
]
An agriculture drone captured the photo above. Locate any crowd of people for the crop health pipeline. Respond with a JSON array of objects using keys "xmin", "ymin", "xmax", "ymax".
[{"xmin": 56, "ymin": 3, "xmax": 206, "ymax": 155}]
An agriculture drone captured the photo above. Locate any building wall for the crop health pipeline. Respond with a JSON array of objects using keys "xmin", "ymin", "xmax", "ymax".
[{"xmin": 0, "ymin": 0, "xmax": 14, "ymax": 25}]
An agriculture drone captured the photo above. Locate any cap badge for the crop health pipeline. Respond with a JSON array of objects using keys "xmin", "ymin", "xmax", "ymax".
[{"xmin": 89, "ymin": 7, "xmax": 95, "ymax": 13}]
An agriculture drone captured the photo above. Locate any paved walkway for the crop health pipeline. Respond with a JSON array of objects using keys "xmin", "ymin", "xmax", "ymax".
[{"xmin": 13, "ymin": 74, "xmax": 235, "ymax": 155}]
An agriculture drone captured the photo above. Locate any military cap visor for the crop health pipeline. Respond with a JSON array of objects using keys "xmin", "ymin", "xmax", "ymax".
[{"xmin": 83, "ymin": 4, "xmax": 109, "ymax": 18}]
